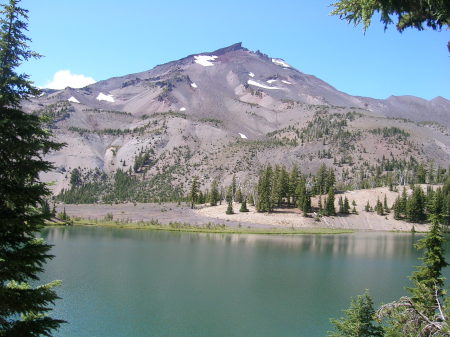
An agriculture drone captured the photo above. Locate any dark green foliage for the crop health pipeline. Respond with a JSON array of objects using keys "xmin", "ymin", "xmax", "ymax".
[
  {"xmin": 189, "ymin": 176, "xmax": 199, "ymax": 209},
  {"xmin": 406, "ymin": 185, "xmax": 426, "ymax": 222},
  {"xmin": 383, "ymin": 194, "xmax": 389, "ymax": 213},
  {"xmin": 340, "ymin": 196, "xmax": 350, "ymax": 214},
  {"xmin": 365, "ymin": 201, "xmax": 372, "ymax": 212},
  {"xmin": 33, "ymin": 101, "xmax": 73, "ymax": 123},
  {"xmin": 328, "ymin": 291, "xmax": 384, "ymax": 337},
  {"xmin": 324, "ymin": 187, "xmax": 336, "ymax": 216},
  {"xmin": 226, "ymin": 195, "xmax": 234, "ymax": 215},
  {"xmin": 415, "ymin": 163, "xmax": 427, "ymax": 184},
  {"xmin": 375, "ymin": 197, "xmax": 384, "ymax": 215},
  {"xmin": 288, "ymin": 166, "xmax": 299, "ymax": 206},
  {"xmin": 103, "ymin": 170, "xmax": 138, "ymax": 203},
  {"xmin": 295, "ymin": 178, "xmax": 306, "ymax": 210},
  {"xmin": 314, "ymin": 164, "xmax": 336, "ymax": 195},
  {"xmin": 225, "ymin": 185, "xmax": 233, "ymax": 203},
  {"xmin": 69, "ymin": 168, "xmax": 82, "ymax": 187},
  {"xmin": 239, "ymin": 200, "xmax": 249, "ymax": 212},
  {"xmin": 235, "ymin": 188, "xmax": 243, "ymax": 204},
  {"xmin": 302, "ymin": 194, "xmax": 311, "ymax": 216},
  {"xmin": 198, "ymin": 117, "xmax": 223, "ymax": 127},
  {"xmin": 378, "ymin": 216, "xmax": 450, "ymax": 336},
  {"xmin": 0, "ymin": 1, "xmax": 65, "ymax": 335},
  {"xmin": 256, "ymin": 166, "xmax": 273, "ymax": 212},
  {"xmin": 209, "ymin": 180, "xmax": 219, "ymax": 206},
  {"xmin": 330, "ymin": 0, "xmax": 450, "ymax": 33},
  {"xmin": 133, "ymin": 148, "xmax": 154, "ymax": 173},
  {"xmin": 231, "ymin": 174, "xmax": 237, "ymax": 200},
  {"xmin": 409, "ymin": 217, "xmax": 448, "ymax": 315},
  {"xmin": 343, "ymin": 197, "xmax": 350, "ymax": 214},
  {"xmin": 0, "ymin": 2, "xmax": 40, "ymax": 107},
  {"xmin": 368, "ymin": 127, "xmax": 410, "ymax": 141},
  {"xmin": 338, "ymin": 196, "xmax": 344, "ymax": 213},
  {"xmin": 393, "ymin": 196, "xmax": 402, "ymax": 219}
]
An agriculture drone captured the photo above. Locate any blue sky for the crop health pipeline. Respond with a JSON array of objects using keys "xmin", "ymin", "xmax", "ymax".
[{"xmin": 19, "ymin": 0, "xmax": 449, "ymax": 100}]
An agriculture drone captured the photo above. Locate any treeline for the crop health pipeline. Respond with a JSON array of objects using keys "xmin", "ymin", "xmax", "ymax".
[
  {"xmin": 56, "ymin": 168, "xmax": 184, "ymax": 204},
  {"xmin": 369, "ymin": 126, "xmax": 410, "ymax": 141},
  {"xmin": 254, "ymin": 164, "xmax": 343, "ymax": 217},
  {"xmin": 392, "ymin": 182, "xmax": 450, "ymax": 225},
  {"xmin": 344, "ymin": 156, "xmax": 447, "ymax": 190}
]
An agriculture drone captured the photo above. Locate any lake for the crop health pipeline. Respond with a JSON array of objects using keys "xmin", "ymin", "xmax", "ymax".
[{"xmin": 40, "ymin": 227, "xmax": 450, "ymax": 337}]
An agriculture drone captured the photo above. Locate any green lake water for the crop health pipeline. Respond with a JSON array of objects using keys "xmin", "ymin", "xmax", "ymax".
[{"xmin": 40, "ymin": 227, "xmax": 450, "ymax": 337}]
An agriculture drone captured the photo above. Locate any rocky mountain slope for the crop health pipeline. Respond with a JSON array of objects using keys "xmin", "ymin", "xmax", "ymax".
[{"xmin": 23, "ymin": 43, "xmax": 450, "ymax": 198}]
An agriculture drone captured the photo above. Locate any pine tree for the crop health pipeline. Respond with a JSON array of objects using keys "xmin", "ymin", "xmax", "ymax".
[
  {"xmin": 375, "ymin": 197, "xmax": 384, "ymax": 216},
  {"xmin": 225, "ymin": 185, "xmax": 233, "ymax": 203},
  {"xmin": 365, "ymin": 201, "xmax": 371, "ymax": 212},
  {"xmin": 239, "ymin": 199, "xmax": 249, "ymax": 212},
  {"xmin": 302, "ymin": 194, "xmax": 311, "ymax": 217},
  {"xmin": 279, "ymin": 166, "xmax": 290, "ymax": 206},
  {"xmin": 406, "ymin": 186, "xmax": 426, "ymax": 222},
  {"xmin": 408, "ymin": 216, "xmax": 448, "ymax": 315},
  {"xmin": 0, "ymin": 1, "xmax": 65, "ymax": 335},
  {"xmin": 69, "ymin": 168, "xmax": 82, "ymax": 187},
  {"xmin": 383, "ymin": 194, "xmax": 389, "ymax": 213},
  {"xmin": 325, "ymin": 187, "xmax": 336, "ymax": 216},
  {"xmin": 256, "ymin": 166, "xmax": 273, "ymax": 212},
  {"xmin": 379, "ymin": 216, "xmax": 449, "ymax": 335},
  {"xmin": 295, "ymin": 179, "xmax": 306, "ymax": 211},
  {"xmin": 343, "ymin": 196, "xmax": 350, "ymax": 214},
  {"xmin": 209, "ymin": 180, "xmax": 219, "ymax": 206},
  {"xmin": 399, "ymin": 187, "xmax": 408, "ymax": 215},
  {"xmin": 225, "ymin": 185, "xmax": 234, "ymax": 214},
  {"xmin": 189, "ymin": 176, "xmax": 199, "ymax": 209},
  {"xmin": 235, "ymin": 187, "xmax": 243, "ymax": 204},
  {"xmin": 271, "ymin": 165, "xmax": 282, "ymax": 208},
  {"xmin": 315, "ymin": 163, "xmax": 328, "ymax": 195},
  {"xmin": 393, "ymin": 196, "xmax": 402, "ymax": 220},
  {"xmin": 338, "ymin": 196, "xmax": 344, "ymax": 214},
  {"xmin": 288, "ymin": 166, "xmax": 299, "ymax": 207},
  {"xmin": 231, "ymin": 174, "xmax": 237, "ymax": 200},
  {"xmin": 328, "ymin": 291, "xmax": 383, "ymax": 337}
]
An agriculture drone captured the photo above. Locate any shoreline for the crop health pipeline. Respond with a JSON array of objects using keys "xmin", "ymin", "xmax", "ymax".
[
  {"xmin": 64, "ymin": 219, "xmax": 355, "ymax": 235},
  {"xmin": 54, "ymin": 189, "xmax": 430, "ymax": 234}
]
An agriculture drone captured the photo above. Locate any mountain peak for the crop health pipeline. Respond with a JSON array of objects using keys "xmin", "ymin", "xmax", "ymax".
[{"xmin": 210, "ymin": 42, "xmax": 246, "ymax": 55}]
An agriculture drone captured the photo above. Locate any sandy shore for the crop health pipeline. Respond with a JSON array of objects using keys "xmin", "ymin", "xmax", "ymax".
[
  {"xmin": 57, "ymin": 185, "xmax": 430, "ymax": 232},
  {"xmin": 194, "ymin": 186, "xmax": 430, "ymax": 232}
]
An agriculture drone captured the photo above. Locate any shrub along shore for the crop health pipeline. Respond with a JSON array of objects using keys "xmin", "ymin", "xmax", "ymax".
[{"xmin": 53, "ymin": 218, "xmax": 354, "ymax": 235}]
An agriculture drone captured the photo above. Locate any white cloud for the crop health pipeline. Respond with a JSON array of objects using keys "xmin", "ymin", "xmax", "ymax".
[{"xmin": 45, "ymin": 70, "xmax": 96, "ymax": 89}]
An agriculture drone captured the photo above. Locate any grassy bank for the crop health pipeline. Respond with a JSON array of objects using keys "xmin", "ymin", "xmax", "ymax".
[{"xmin": 70, "ymin": 218, "xmax": 354, "ymax": 235}]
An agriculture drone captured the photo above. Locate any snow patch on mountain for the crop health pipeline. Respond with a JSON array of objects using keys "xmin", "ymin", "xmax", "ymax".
[
  {"xmin": 272, "ymin": 58, "xmax": 290, "ymax": 68},
  {"xmin": 249, "ymin": 72, "xmax": 255, "ymax": 78},
  {"xmin": 68, "ymin": 96, "xmax": 80, "ymax": 103},
  {"xmin": 96, "ymin": 93, "xmax": 115, "ymax": 102},
  {"xmin": 191, "ymin": 82, "xmax": 198, "ymax": 88},
  {"xmin": 282, "ymin": 80, "xmax": 292, "ymax": 85},
  {"xmin": 248, "ymin": 80, "xmax": 281, "ymax": 90},
  {"xmin": 179, "ymin": 107, "xmax": 186, "ymax": 111},
  {"xmin": 194, "ymin": 55, "xmax": 218, "ymax": 67},
  {"xmin": 238, "ymin": 133, "xmax": 248, "ymax": 139},
  {"xmin": 267, "ymin": 79, "xmax": 277, "ymax": 84}
]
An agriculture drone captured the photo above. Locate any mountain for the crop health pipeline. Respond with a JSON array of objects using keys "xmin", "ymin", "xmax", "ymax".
[{"xmin": 23, "ymin": 43, "xmax": 450, "ymax": 199}]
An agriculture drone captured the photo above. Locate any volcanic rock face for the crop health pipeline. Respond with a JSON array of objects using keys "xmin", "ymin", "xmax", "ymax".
[{"xmin": 24, "ymin": 43, "xmax": 450, "ymax": 195}]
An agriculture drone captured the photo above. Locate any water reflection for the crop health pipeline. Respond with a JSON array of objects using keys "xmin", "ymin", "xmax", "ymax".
[
  {"xmin": 42, "ymin": 227, "xmax": 425, "ymax": 259},
  {"xmin": 39, "ymin": 227, "xmax": 448, "ymax": 337}
]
